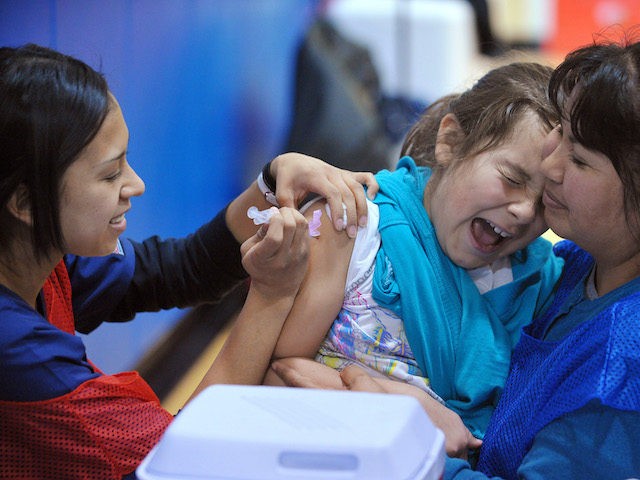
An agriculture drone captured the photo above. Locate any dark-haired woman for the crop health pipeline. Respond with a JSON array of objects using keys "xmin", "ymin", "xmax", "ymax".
[
  {"xmin": 338, "ymin": 38, "xmax": 640, "ymax": 480},
  {"xmin": 0, "ymin": 43, "xmax": 377, "ymax": 480}
]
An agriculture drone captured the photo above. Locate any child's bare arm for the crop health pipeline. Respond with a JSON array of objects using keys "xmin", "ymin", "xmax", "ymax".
[
  {"xmin": 266, "ymin": 357, "xmax": 345, "ymax": 389},
  {"xmin": 271, "ymin": 200, "xmax": 355, "ymax": 360}
]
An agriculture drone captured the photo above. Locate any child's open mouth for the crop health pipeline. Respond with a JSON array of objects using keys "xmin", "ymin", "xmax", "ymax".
[{"xmin": 471, "ymin": 218, "xmax": 512, "ymax": 251}]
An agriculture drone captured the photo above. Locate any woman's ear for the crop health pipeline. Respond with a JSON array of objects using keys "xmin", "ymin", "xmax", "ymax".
[
  {"xmin": 7, "ymin": 185, "xmax": 32, "ymax": 225},
  {"xmin": 434, "ymin": 113, "xmax": 463, "ymax": 167}
]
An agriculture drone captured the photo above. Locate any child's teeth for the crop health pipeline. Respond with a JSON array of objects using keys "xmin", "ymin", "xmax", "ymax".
[{"xmin": 488, "ymin": 221, "xmax": 511, "ymax": 238}]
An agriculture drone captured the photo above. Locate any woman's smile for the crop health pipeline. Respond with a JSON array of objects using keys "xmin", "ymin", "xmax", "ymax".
[
  {"xmin": 109, "ymin": 211, "xmax": 128, "ymax": 231},
  {"xmin": 542, "ymin": 189, "xmax": 565, "ymax": 211}
]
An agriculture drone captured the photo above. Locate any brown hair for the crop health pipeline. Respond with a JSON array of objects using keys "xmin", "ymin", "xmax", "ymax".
[{"xmin": 401, "ymin": 62, "xmax": 558, "ymax": 170}]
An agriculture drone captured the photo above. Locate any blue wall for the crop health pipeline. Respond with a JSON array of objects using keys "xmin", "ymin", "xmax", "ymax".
[{"xmin": 0, "ymin": 0, "xmax": 319, "ymax": 372}]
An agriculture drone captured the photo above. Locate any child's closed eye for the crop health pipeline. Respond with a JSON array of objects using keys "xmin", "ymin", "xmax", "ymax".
[{"xmin": 498, "ymin": 167, "xmax": 524, "ymax": 187}]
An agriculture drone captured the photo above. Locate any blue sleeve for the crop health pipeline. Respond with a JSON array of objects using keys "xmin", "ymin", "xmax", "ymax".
[
  {"xmin": 517, "ymin": 400, "xmax": 640, "ymax": 479},
  {"xmin": 111, "ymin": 209, "xmax": 246, "ymax": 323},
  {"xmin": 0, "ymin": 296, "xmax": 100, "ymax": 401},
  {"xmin": 443, "ymin": 401, "xmax": 640, "ymax": 480},
  {"xmin": 69, "ymin": 207, "xmax": 246, "ymax": 334}
]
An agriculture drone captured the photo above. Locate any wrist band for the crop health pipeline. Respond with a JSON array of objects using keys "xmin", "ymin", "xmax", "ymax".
[
  {"xmin": 257, "ymin": 161, "xmax": 278, "ymax": 206},
  {"xmin": 261, "ymin": 160, "xmax": 277, "ymax": 192}
]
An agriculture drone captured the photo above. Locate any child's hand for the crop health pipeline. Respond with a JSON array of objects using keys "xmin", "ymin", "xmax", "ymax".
[
  {"xmin": 424, "ymin": 399, "xmax": 483, "ymax": 460},
  {"xmin": 271, "ymin": 153, "xmax": 378, "ymax": 237},
  {"xmin": 240, "ymin": 207, "xmax": 309, "ymax": 299},
  {"xmin": 340, "ymin": 365, "xmax": 482, "ymax": 460}
]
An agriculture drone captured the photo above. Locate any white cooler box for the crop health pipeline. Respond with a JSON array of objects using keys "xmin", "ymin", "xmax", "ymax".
[{"xmin": 137, "ymin": 384, "xmax": 445, "ymax": 480}]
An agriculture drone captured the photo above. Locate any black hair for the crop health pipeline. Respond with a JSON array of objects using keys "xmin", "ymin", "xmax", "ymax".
[
  {"xmin": 549, "ymin": 37, "xmax": 640, "ymax": 233},
  {"xmin": 0, "ymin": 43, "xmax": 110, "ymax": 258}
]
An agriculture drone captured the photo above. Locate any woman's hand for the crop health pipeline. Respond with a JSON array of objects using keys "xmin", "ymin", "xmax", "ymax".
[
  {"xmin": 340, "ymin": 366, "xmax": 483, "ymax": 460},
  {"xmin": 272, "ymin": 359, "xmax": 483, "ymax": 458},
  {"xmin": 271, "ymin": 153, "xmax": 379, "ymax": 238},
  {"xmin": 191, "ymin": 207, "xmax": 310, "ymax": 396},
  {"xmin": 226, "ymin": 153, "xmax": 379, "ymax": 244},
  {"xmin": 240, "ymin": 207, "xmax": 309, "ymax": 300}
]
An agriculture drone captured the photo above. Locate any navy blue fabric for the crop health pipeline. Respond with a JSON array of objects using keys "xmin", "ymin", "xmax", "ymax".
[
  {"xmin": 0, "ymin": 249, "xmax": 134, "ymax": 401},
  {"xmin": 0, "ymin": 208, "xmax": 245, "ymax": 402},
  {"xmin": 67, "ymin": 239, "xmax": 136, "ymax": 333}
]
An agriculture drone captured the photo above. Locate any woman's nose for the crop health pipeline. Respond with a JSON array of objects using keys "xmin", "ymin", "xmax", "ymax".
[{"xmin": 121, "ymin": 163, "xmax": 145, "ymax": 198}]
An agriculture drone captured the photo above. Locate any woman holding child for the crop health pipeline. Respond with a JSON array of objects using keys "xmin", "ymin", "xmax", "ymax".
[{"xmin": 337, "ymin": 37, "xmax": 640, "ymax": 479}]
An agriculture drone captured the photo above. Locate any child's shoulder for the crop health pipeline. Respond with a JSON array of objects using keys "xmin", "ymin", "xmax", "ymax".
[
  {"xmin": 513, "ymin": 235, "xmax": 557, "ymax": 265},
  {"xmin": 508, "ymin": 236, "xmax": 565, "ymax": 288}
]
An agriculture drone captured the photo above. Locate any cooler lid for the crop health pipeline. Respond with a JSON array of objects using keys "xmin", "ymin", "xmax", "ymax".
[{"xmin": 137, "ymin": 384, "xmax": 445, "ymax": 479}]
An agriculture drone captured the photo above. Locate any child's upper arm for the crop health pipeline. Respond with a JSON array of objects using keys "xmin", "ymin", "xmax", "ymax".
[{"xmin": 272, "ymin": 200, "xmax": 355, "ymax": 359}]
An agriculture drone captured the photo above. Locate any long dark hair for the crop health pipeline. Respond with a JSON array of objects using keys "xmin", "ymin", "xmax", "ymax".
[{"xmin": 0, "ymin": 44, "xmax": 110, "ymax": 257}]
